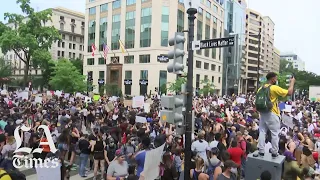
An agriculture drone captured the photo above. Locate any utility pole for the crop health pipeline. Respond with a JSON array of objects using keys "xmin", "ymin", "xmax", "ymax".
[
  {"xmin": 256, "ymin": 30, "xmax": 261, "ymax": 92},
  {"xmin": 184, "ymin": 7, "xmax": 197, "ymax": 180}
]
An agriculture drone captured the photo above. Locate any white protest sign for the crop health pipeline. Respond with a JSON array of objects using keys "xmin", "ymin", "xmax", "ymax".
[
  {"xmin": 17, "ymin": 91, "xmax": 29, "ymax": 100},
  {"xmin": 35, "ymin": 95, "xmax": 42, "ymax": 103},
  {"xmin": 136, "ymin": 116, "xmax": 147, "ymax": 123},
  {"xmin": 143, "ymin": 143, "xmax": 165, "ymax": 180},
  {"xmin": 236, "ymin": 97, "xmax": 246, "ymax": 104},
  {"xmin": 282, "ymin": 114, "xmax": 294, "ymax": 129},
  {"xmin": 218, "ymin": 99, "xmax": 225, "ymax": 105},
  {"xmin": 132, "ymin": 96, "xmax": 144, "ymax": 108},
  {"xmin": 0, "ymin": 90, "xmax": 7, "ymax": 95},
  {"xmin": 144, "ymin": 103, "xmax": 150, "ymax": 113}
]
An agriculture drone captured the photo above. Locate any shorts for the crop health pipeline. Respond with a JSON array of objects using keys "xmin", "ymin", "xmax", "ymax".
[
  {"xmin": 94, "ymin": 151, "xmax": 104, "ymax": 160},
  {"xmin": 69, "ymin": 143, "xmax": 76, "ymax": 152},
  {"xmin": 58, "ymin": 143, "xmax": 69, "ymax": 151}
]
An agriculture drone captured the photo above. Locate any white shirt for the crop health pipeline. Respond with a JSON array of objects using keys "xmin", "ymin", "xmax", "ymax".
[
  {"xmin": 208, "ymin": 140, "xmax": 219, "ymax": 150},
  {"xmin": 191, "ymin": 140, "xmax": 209, "ymax": 161}
]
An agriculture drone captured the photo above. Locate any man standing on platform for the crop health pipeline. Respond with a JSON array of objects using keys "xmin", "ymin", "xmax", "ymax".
[{"xmin": 256, "ymin": 72, "xmax": 295, "ymax": 157}]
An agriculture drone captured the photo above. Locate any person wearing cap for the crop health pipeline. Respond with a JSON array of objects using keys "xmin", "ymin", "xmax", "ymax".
[
  {"xmin": 283, "ymin": 151, "xmax": 303, "ymax": 180},
  {"xmin": 106, "ymin": 149, "xmax": 129, "ymax": 180},
  {"xmin": 216, "ymin": 160, "xmax": 238, "ymax": 180}
]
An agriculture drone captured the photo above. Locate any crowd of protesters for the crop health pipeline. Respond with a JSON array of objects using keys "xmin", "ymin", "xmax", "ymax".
[{"xmin": 0, "ymin": 74, "xmax": 320, "ymax": 180}]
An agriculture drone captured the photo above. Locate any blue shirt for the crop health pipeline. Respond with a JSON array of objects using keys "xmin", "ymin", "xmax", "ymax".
[
  {"xmin": 0, "ymin": 120, "xmax": 7, "ymax": 130},
  {"xmin": 135, "ymin": 150, "xmax": 146, "ymax": 177}
]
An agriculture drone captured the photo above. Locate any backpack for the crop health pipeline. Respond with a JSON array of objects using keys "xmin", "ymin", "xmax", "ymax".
[
  {"xmin": 0, "ymin": 169, "xmax": 26, "ymax": 180},
  {"xmin": 239, "ymin": 140, "xmax": 252, "ymax": 155},
  {"xmin": 206, "ymin": 157, "xmax": 221, "ymax": 180},
  {"xmin": 255, "ymin": 85, "xmax": 273, "ymax": 112}
]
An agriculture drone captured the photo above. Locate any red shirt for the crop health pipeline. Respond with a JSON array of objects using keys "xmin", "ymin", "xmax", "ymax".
[{"xmin": 227, "ymin": 147, "xmax": 243, "ymax": 167}]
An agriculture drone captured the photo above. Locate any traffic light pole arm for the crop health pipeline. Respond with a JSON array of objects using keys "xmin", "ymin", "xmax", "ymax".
[{"xmin": 184, "ymin": 8, "xmax": 197, "ymax": 180}]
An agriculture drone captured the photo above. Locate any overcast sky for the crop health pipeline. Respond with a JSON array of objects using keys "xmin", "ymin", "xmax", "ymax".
[{"xmin": 1, "ymin": 0, "xmax": 319, "ymax": 74}]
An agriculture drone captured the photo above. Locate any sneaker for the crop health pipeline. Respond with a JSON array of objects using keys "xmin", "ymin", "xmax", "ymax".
[{"xmin": 258, "ymin": 152, "xmax": 265, "ymax": 156}]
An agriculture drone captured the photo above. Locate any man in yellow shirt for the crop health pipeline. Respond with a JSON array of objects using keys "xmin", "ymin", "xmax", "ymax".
[{"xmin": 257, "ymin": 72, "xmax": 295, "ymax": 157}]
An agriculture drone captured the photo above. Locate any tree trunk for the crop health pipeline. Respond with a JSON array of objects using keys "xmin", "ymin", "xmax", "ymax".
[{"xmin": 24, "ymin": 61, "xmax": 29, "ymax": 87}]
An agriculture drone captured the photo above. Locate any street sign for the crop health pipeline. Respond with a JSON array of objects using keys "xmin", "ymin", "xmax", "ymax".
[{"xmin": 192, "ymin": 37, "xmax": 235, "ymax": 50}]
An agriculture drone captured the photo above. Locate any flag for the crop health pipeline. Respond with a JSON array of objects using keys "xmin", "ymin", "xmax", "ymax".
[
  {"xmin": 103, "ymin": 43, "xmax": 109, "ymax": 60},
  {"xmin": 119, "ymin": 39, "xmax": 125, "ymax": 53},
  {"xmin": 91, "ymin": 43, "xmax": 96, "ymax": 56}
]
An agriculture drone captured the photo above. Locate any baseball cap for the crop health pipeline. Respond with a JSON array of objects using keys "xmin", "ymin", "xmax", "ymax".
[{"xmin": 115, "ymin": 149, "xmax": 125, "ymax": 158}]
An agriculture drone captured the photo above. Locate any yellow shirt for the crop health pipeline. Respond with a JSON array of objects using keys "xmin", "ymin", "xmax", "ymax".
[
  {"xmin": 258, "ymin": 84, "xmax": 288, "ymax": 116},
  {"xmin": 0, "ymin": 169, "xmax": 12, "ymax": 180}
]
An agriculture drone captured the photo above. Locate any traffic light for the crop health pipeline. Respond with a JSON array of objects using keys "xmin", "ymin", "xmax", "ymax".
[
  {"xmin": 160, "ymin": 95, "xmax": 184, "ymax": 124},
  {"xmin": 286, "ymin": 74, "xmax": 292, "ymax": 86},
  {"xmin": 167, "ymin": 32, "xmax": 185, "ymax": 75}
]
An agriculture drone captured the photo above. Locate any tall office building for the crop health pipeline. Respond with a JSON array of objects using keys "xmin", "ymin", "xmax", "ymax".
[
  {"xmin": 84, "ymin": 0, "xmax": 225, "ymax": 96},
  {"xmin": 243, "ymin": 8, "xmax": 265, "ymax": 92},
  {"xmin": 273, "ymin": 47, "xmax": 280, "ymax": 72},
  {"xmin": 222, "ymin": 0, "xmax": 246, "ymax": 95},
  {"xmin": 262, "ymin": 16, "xmax": 275, "ymax": 73},
  {"xmin": 280, "ymin": 53, "xmax": 305, "ymax": 71},
  {"xmin": 4, "ymin": 7, "xmax": 85, "ymax": 78}
]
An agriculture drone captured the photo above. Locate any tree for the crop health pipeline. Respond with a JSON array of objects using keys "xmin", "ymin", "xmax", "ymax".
[
  {"xmin": 70, "ymin": 58, "xmax": 83, "ymax": 74},
  {"xmin": 0, "ymin": 0, "xmax": 60, "ymax": 84},
  {"xmin": 167, "ymin": 76, "xmax": 187, "ymax": 93},
  {"xmin": 32, "ymin": 49, "xmax": 55, "ymax": 89},
  {"xmin": 199, "ymin": 79, "xmax": 215, "ymax": 96},
  {"xmin": 49, "ymin": 59, "xmax": 86, "ymax": 93},
  {"xmin": 0, "ymin": 57, "xmax": 12, "ymax": 80}
]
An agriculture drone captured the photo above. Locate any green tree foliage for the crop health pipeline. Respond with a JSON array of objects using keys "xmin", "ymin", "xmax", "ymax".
[
  {"xmin": 32, "ymin": 49, "xmax": 55, "ymax": 89},
  {"xmin": 167, "ymin": 76, "xmax": 187, "ymax": 93},
  {"xmin": 70, "ymin": 58, "xmax": 83, "ymax": 74},
  {"xmin": 0, "ymin": 0, "xmax": 60, "ymax": 84},
  {"xmin": 105, "ymin": 83, "xmax": 122, "ymax": 97},
  {"xmin": 279, "ymin": 59, "xmax": 320, "ymax": 90},
  {"xmin": 49, "ymin": 59, "xmax": 86, "ymax": 93},
  {"xmin": 0, "ymin": 57, "xmax": 12, "ymax": 79},
  {"xmin": 199, "ymin": 79, "xmax": 215, "ymax": 96}
]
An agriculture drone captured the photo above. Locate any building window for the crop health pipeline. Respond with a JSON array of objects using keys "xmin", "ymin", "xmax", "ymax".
[
  {"xmin": 161, "ymin": 7, "xmax": 169, "ymax": 47},
  {"xmin": 206, "ymin": 12, "xmax": 211, "ymax": 19},
  {"xmin": 196, "ymin": 61, "xmax": 201, "ymax": 68},
  {"xmin": 69, "ymin": 35, "xmax": 72, "ymax": 41},
  {"xmin": 87, "ymin": 58, "xmax": 94, "ymax": 65},
  {"xmin": 213, "ymin": 5, "xmax": 218, "ymax": 12},
  {"xmin": 61, "ymin": 51, "xmax": 64, "ymax": 57},
  {"xmin": 139, "ymin": 54, "xmax": 150, "ymax": 63},
  {"xmin": 113, "ymin": 0, "xmax": 121, "ymax": 9},
  {"xmin": 140, "ymin": 70, "xmax": 148, "ymax": 95},
  {"xmin": 88, "ymin": 20, "xmax": 96, "ymax": 52},
  {"xmin": 89, "ymin": 0, "xmax": 95, "ymax": 2},
  {"xmin": 218, "ymin": 77, "xmax": 221, "ymax": 83},
  {"xmin": 60, "ymin": 23, "xmax": 64, "ymax": 31},
  {"xmin": 159, "ymin": 70, "xmax": 167, "ymax": 94},
  {"xmin": 125, "ymin": 71, "xmax": 132, "ymax": 95},
  {"xmin": 198, "ymin": 8, "xmax": 203, "ymax": 14},
  {"xmin": 204, "ymin": 75, "xmax": 208, "ymax": 80},
  {"xmin": 69, "ymin": 52, "xmax": 72, "ymax": 58},
  {"xmin": 89, "ymin": 7, "xmax": 96, "ymax": 15},
  {"xmin": 69, "ymin": 43, "xmax": 72, "ymax": 49},
  {"xmin": 140, "ymin": 8, "xmax": 152, "ymax": 48},
  {"xmin": 98, "ymin": 57, "xmax": 106, "ymax": 65},
  {"xmin": 196, "ymin": 20, "xmax": 203, "ymax": 55},
  {"xmin": 111, "ymin": 14, "xmax": 121, "ymax": 50},
  {"xmin": 196, "ymin": 74, "xmax": 200, "ymax": 88},
  {"xmin": 211, "ymin": 64, "xmax": 216, "ymax": 71},
  {"xmin": 62, "ymin": 34, "xmax": 65, "ymax": 39},
  {"xmin": 213, "ymin": 16, "xmax": 217, "ymax": 23},
  {"xmin": 206, "ymin": 0, "xmax": 211, "ymax": 7},
  {"xmin": 73, "ymin": 53, "xmax": 75, "ymax": 59},
  {"xmin": 57, "ymin": 41, "xmax": 61, "ymax": 47},
  {"xmin": 100, "ymin": 3, "xmax": 108, "ymax": 12},
  {"xmin": 178, "ymin": 0, "xmax": 184, "ymax": 3},
  {"xmin": 62, "ymin": 42, "xmax": 65, "ymax": 48},
  {"xmin": 127, "ymin": 0, "xmax": 136, "ymax": 5},
  {"xmin": 205, "ymin": 25, "xmax": 210, "ymax": 57},
  {"xmin": 124, "ymin": 55, "xmax": 134, "ymax": 64},
  {"xmin": 204, "ymin": 63, "xmax": 209, "ymax": 70},
  {"xmin": 125, "ymin": 11, "xmax": 136, "ymax": 49},
  {"xmin": 99, "ymin": 17, "xmax": 108, "ymax": 51},
  {"xmin": 177, "ymin": 10, "xmax": 184, "ymax": 32},
  {"xmin": 211, "ymin": 76, "xmax": 214, "ymax": 83},
  {"xmin": 57, "ymin": 51, "xmax": 60, "ymax": 57},
  {"xmin": 141, "ymin": 0, "xmax": 150, "ymax": 2},
  {"xmin": 73, "ymin": 44, "xmax": 76, "ymax": 49},
  {"xmin": 218, "ymin": 66, "xmax": 221, "ymax": 72},
  {"xmin": 99, "ymin": 71, "xmax": 105, "ymax": 79}
]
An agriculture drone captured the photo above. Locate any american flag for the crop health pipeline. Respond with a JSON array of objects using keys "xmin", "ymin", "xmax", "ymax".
[
  {"xmin": 91, "ymin": 43, "xmax": 96, "ymax": 56},
  {"xmin": 103, "ymin": 43, "xmax": 109, "ymax": 60}
]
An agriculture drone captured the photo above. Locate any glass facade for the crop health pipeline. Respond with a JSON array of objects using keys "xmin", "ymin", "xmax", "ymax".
[
  {"xmin": 100, "ymin": 3, "xmax": 108, "ymax": 12},
  {"xmin": 159, "ymin": 71, "xmax": 167, "ymax": 94},
  {"xmin": 89, "ymin": 7, "xmax": 96, "ymax": 15},
  {"xmin": 161, "ymin": 7, "xmax": 169, "ymax": 47},
  {"xmin": 111, "ymin": 14, "xmax": 121, "ymax": 50},
  {"xmin": 113, "ymin": 0, "xmax": 121, "ymax": 9},
  {"xmin": 125, "ymin": 11, "xmax": 136, "ymax": 49},
  {"xmin": 140, "ymin": 8, "xmax": 152, "ymax": 47},
  {"xmin": 177, "ymin": 10, "xmax": 184, "ymax": 32},
  {"xmin": 99, "ymin": 17, "xmax": 107, "ymax": 51},
  {"xmin": 87, "ymin": 20, "xmax": 96, "ymax": 52},
  {"xmin": 126, "ymin": 0, "xmax": 136, "ymax": 5}
]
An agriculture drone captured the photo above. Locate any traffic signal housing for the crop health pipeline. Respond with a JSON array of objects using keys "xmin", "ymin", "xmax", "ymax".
[
  {"xmin": 160, "ymin": 95, "xmax": 184, "ymax": 124},
  {"xmin": 167, "ymin": 32, "xmax": 185, "ymax": 75}
]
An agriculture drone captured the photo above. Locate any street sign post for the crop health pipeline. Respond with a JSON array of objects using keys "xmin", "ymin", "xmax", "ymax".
[{"xmin": 192, "ymin": 37, "xmax": 235, "ymax": 50}]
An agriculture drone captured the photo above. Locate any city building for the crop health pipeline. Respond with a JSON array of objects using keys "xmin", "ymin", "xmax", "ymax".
[
  {"xmin": 83, "ymin": 0, "xmax": 225, "ymax": 96},
  {"xmin": 243, "ymin": 8, "xmax": 265, "ymax": 92},
  {"xmin": 262, "ymin": 16, "xmax": 275, "ymax": 73},
  {"xmin": 4, "ymin": 7, "xmax": 85, "ymax": 78},
  {"xmin": 280, "ymin": 53, "xmax": 305, "ymax": 71},
  {"xmin": 222, "ymin": 0, "xmax": 247, "ymax": 95},
  {"xmin": 273, "ymin": 47, "xmax": 280, "ymax": 72}
]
